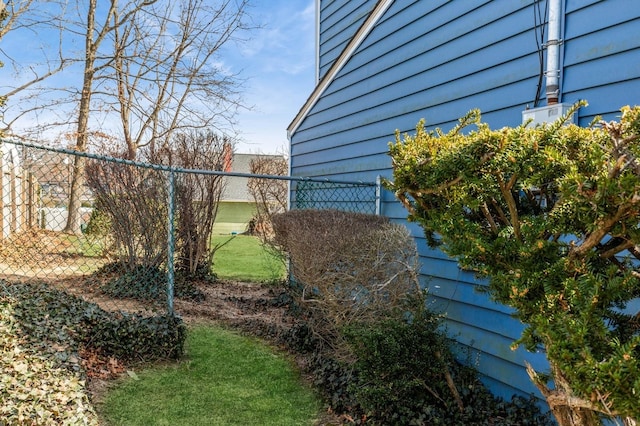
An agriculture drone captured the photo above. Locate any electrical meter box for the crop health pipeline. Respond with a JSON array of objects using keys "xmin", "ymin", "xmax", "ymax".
[{"xmin": 522, "ymin": 103, "xmax": 576, "ymax": 126}]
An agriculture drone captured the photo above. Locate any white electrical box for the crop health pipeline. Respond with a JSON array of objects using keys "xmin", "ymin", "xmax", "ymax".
[{"xmin": 522, "ymin": 103, "xmax": 576, "ymax": 126}]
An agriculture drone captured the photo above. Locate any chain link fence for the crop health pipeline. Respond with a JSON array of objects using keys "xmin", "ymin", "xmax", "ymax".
[
  {"xmin": 0, "ymin": 139, "xmax": 379, "ymax": 316},
  {"xmin": 292, "ymin": 179, "xmax": 379, "ymax": 214}
]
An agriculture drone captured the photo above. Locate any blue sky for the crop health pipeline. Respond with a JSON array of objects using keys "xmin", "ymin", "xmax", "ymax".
[
  {"xmin": 1, "ymin": 0, "xmax": 316, "ymax": 155},
  {"xmin": 227, "ymin": 0, "xmax": 316, "ymax": 154}
]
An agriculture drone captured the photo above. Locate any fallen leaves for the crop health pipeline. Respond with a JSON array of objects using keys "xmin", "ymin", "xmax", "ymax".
[
  {"xmin": 1, "ymin": 295, "xmax": 99, "ymax": 425},
  {"xmin": 79, "ymin": 347, "xmax": 125, "ymax": 380}
]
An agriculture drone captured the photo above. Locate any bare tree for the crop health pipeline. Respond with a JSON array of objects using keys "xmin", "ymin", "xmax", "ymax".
[
  {"xmin": 1, "ymin": 0, "xmax": 253, "ymax": 234},
  {"xmin": 247, "ymin": 154, "xmax": 288, "ymax": 241},
  {"xmin": 0, "ymin": 0, "xmax": 33, "ymax": 39},
  {"xmin": 0, "ymin": 1, "xmax": 5, "ymax": 35},
  {"xmin": 64, "ymin": 0, "xmax": 163, "ymax": 234},
  {"xmin": 108, "ymin": 0, "xmax": 252, "ymax": 160},
  {"xmin": 0, "ymin": 0, "xmax": 159, "ymax": 233},
  {"xmin": 0, "ymin": 1, "xmax": 6, "ymax": 109}
]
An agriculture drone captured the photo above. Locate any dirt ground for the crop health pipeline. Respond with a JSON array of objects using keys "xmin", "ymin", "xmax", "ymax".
[{"xmin": 175, "ymin": 280, "xmax": 294, "ymax": 327}]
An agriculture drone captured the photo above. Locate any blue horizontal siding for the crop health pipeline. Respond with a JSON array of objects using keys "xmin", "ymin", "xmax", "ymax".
[
  {"xmin": 564, "ymin": 48, "xmax": 640, "ymax": 92},
  {"xmin": 461, "ymin": 351, "xmax": 547, "ymax": 403},
  {"xmin": 564, "ymin": 18, "xmax": 640, "ymax": 67},
  {"xmin": 565, "ymin": 0, "xmax": 600, "ymax": 13},
  {"xmin": 432, "ymin": 293, "xmax": 521, "ymax": 340},
  {"xmin": 293, "ymin": 1, "xmax": 543, "ymax": 162},
  {"xmin": 420, "ymin": 259, "xmax": 472, "ymax": 283},
  {"xmin": 309, "ymin": 55, "xmax": 537, "ymax": 130},
  {"xmin": 425, "ymin": 272, "xmax": 550, "ymax": 403},
  {"xmin": 289, "ymin": 167, "xmax": 382, "ymax": 185},
  {"xmin": 326, "ymin": 0, "xmax": 531, "ymax": 97},
  {"xmin": 569, "ymin": 80, "xmax": 640, "ymax": 125},
  {"xmin": 323, "ymin": 0, "xmax": 487, "ymax": 92},
  {"xmin": 414, "ymin": 240, "xmax": 551, "ymax": 400},
  {"xmin": 290, "ymin": 136, "xmax": 391, "ymax": 167},
  {"xmin": 318, "ymin": 0, "xmax": 378, "ymax": 80},
  {"xmin": 565, "ymin": 0, "xmax": 635, "ymax": 36},
  {"xmin": 290, "ymin": 0, "xmax": 640, "ymax": 406},
  {"xmin": 315, "ymin": 4, "xmax": 537, "ymax": 113},
  {"xmin": 563, "ymin": 76, "xmax": 640, "ymax": 123},
  {"xmin": 315, "ymin": 33, "xmax": 537, "ymax": 120},
  {"xmin": 292, "ymin": 77, "xmax": 540, "ymax": 158},
  {"xmin": 561, "ymin": 3, "xmax": 640, "ymax": 118},
  {"xmin": 446, "ymin": 316, "xmax": 548, "ymax": 374},
  {"xmin": 479, "ymin": 374, "xmax": 541, "ymax": 404},
  {"xmin": 417, "ymin": 255, "xmax": 517, "ymax": 317},
  {"xmin": 290, "ymin": 151, "xmax": 388, "ymax": 179},
  {"xmin": 381, "ymin": 201, "xmax": 414, "ymax": 221},
  {"xmin": 433, "ymin": 297, "xmax": 548, "ymax": 401}
]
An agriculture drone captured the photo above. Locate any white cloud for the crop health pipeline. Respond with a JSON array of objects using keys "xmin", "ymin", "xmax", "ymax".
[
  {"xmin": 226, "ymin": 0, "xmax": 316, "ymax": 154},
  {"xmin": 232, "ymin": 0, "xmax": 315, "ymax": 75}
]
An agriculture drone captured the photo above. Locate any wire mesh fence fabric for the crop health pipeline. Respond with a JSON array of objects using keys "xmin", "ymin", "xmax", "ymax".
[
  {"xmin": 292, "ymin": 180, "xmax": 378, "ymax": 214},
  {"xmin": 0, "ymin": 143, "xmax": 172, "ymax": 315},
  {"xmin": 0, "ymin": 139, "xmax": 379, "ymax": 316}
]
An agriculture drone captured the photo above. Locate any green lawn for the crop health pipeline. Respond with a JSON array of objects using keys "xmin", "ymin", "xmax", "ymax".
[
  {"xmin": 211, "ymin": 235, "xmax": 286, "ymax": 283},
  {"xmin": 212, "ymin": 202, "xmax": 256, "ymax": 235},
  {"xmin": 100, "ymin": 326, "xmax": 321, "ymax": 426}
]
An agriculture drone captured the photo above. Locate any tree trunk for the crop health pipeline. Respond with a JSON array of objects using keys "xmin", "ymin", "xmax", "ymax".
[
  {"xmin": 64, "ymin": 0, "xmax": 105, "ymax": 234},
  {"xmin": 550, "ymin": 405, "xmax": 601, "ymax": 426},
  {"xmin": 526, "ymin": 362, "xmax": 602, "ymax": 426},
  {"xmin": 64, "ymin": 69, "xmax": 91, "ymax": 235},
  {"xmin": 64, "ymin": 156, "xmax": 86, "ymax": 235}
]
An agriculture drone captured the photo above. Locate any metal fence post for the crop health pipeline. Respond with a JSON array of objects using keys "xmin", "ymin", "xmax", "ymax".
[
  {"xmin": 375, "ymin": 175, "xmax": 382, "ymax": 216},
  {"xmin": 166, "ymin": 170, "xmax": 176, "ymax": 316}
]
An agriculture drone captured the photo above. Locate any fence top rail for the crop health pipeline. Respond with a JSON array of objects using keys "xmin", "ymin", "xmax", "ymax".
[{"xmin": 1, "ymin": 138, "xmax": 377, "ymax": 186}]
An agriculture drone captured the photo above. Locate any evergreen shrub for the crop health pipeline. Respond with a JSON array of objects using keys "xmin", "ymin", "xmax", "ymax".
[{"xmin": 387, "ymin": 102, "xmax": 640, "ymax": 425}]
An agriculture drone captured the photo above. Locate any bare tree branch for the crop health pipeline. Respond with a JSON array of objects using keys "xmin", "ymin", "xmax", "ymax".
[
  {"xmin": 0, "ymin": 0, "xmax": 34, "ymax": 39},
  {"xmin": 103, "ymin": 0, "xmax": 253, "ymax": 159}
]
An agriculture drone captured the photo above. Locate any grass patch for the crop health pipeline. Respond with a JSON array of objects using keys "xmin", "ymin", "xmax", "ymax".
[
  {"xmin": 215, "ymin": 202, "xmax": 256, "ymax": 224},
  {"xmin": 62, "ymin": 234, "xmax": 107, "ymax": 258},
  {"xmin": 212, "ymin": 202, "xmax": 256, "ymax": 235},
  {"xmin": 100, "ymin": 326, "xmax": 321, "ymax": 426},
  {"xmin": 211, "ymin": 235, "xmax": 285, "ymax": 283}
]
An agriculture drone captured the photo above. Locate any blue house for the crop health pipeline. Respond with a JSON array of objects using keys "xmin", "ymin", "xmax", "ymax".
[{"xmin": 287, "ymin": 0, "xmax": 640, "ymax": 405}]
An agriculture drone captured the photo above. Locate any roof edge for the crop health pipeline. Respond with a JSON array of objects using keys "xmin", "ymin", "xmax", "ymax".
[{"xmin": 287, "ymin": 0, "xmax": 394, "ymax": 139}]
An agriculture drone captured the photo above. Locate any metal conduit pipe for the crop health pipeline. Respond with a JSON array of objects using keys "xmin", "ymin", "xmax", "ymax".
[{"xmin": 545, "ymin": 0, "xmax": 563, "ymax": 104}]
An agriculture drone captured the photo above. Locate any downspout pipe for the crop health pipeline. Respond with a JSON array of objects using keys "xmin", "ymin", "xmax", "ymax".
[
  {"xmin": 545, "ymin": 0, "xmax": 563, "ymax": 104},
  {"xmin": 315, "ymin": 0, "xmax": 320, "ymax": 83}
]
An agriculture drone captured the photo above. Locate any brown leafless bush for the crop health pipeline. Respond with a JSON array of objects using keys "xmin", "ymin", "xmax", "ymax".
[
  {"xmin": 86, "ymin": 160, "xmax": 167, "ymax": 270},
  {"xmin": 247, "ymin": 155, "xmax": 288, "ymax": 241},
  {"xmin": 154, "ymin": 132, "xmax": 229, "ymax": 279},
  {"xmin": 86, "ymin": 131, "xmax": 229, "ymax": 283},
  {"xmin": 271, "ymin": 209, "xmax": 422, "ymax": 356}
]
